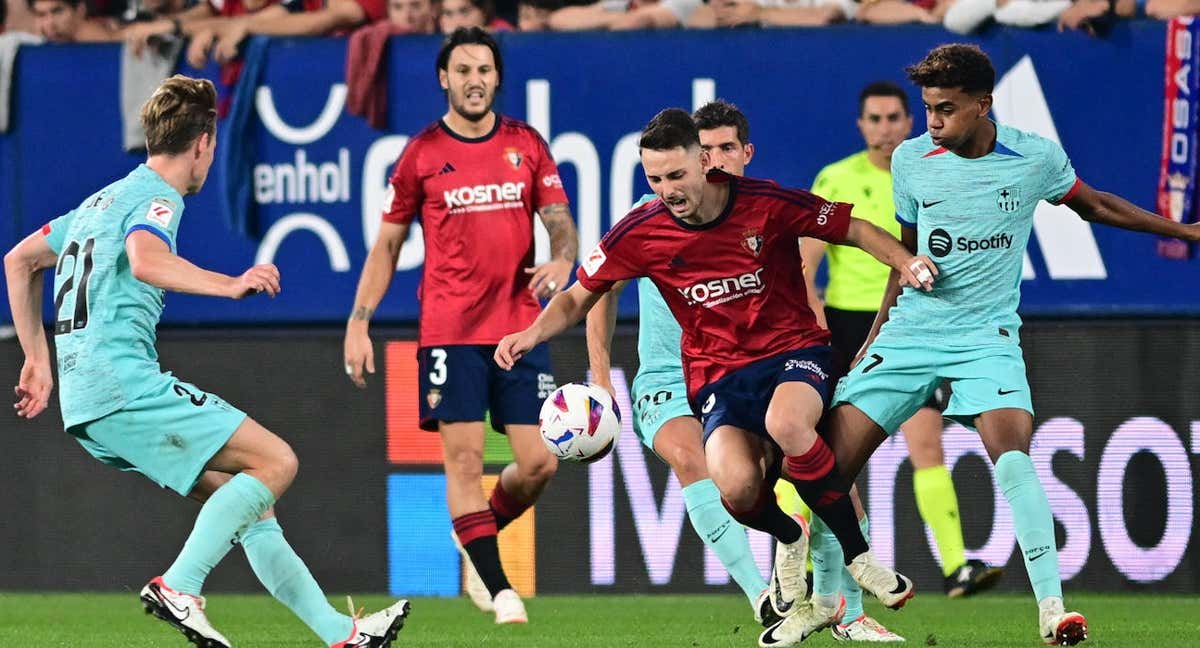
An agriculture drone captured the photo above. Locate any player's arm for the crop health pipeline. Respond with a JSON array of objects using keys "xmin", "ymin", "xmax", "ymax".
[
  {"xmin": 586, "ymin": 279, "xmax": 629, "ymax": 394},
  {"xmin": 344, "ymin": 220, "xmax": 410, "ymax": 388},
  {"xmin": 855, "ymin": 225, "xmax": 917, "ymax": 365},
  {"xmin": 497, "ymin": 282, "xmax": 604, "ymax": 370},
  {"xmin": 799, "ymin": 237, "xmax": 828, "ymax": 329},
  {"xmin": 4, "ymin": 232, "xmax": 59, "ymax": 418},
  {"xmin": 1064, "ymin": 181, "xmax": 1200, "ymax": 242},
  {"xmin": 528, "ymin": 203, "xmax": 579, "ymax": 299},
  {"xmin": 842, "ymin": 217, "xmax": 937, "ymax": 291},
  {"xmin": 126, "ymin": 231, "xmax": 280, "ymax": 298}
]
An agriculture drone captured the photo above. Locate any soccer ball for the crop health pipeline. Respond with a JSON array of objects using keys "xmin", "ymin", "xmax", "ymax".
[{"xmin": 539, "ymin": 382, "xmax": 621, "ymax": 463}]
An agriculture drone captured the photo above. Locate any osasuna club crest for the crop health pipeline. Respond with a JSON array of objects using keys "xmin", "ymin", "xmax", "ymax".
[
  {"xmin": 997, "ymin": 186, "xmax": 1021, "ymax": 213},
  {"xmin": 741, "ymin": 229, "xmax": 764, "ymax": 257},
  {"xmin": 427, "ymin": 389, "xmax": 442, "ymax": 409},
  {"xmin": 504, "ymin": 147, "xmax": 522, "ymax": 170}
]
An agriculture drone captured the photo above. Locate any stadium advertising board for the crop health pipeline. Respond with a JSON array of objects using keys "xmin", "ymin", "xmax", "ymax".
[{"xmin": 3, "ymin": 22, "xmax": 1199, "ymax": 325}]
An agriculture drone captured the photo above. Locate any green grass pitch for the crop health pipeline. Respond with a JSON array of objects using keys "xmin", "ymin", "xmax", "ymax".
[{"xmin": 1, "ymin": 592, "xmax": 1196, "ymax": 647}]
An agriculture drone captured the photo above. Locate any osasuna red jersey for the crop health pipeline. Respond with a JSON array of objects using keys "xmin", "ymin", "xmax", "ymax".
[
  {"xmin": 577, "ymin": 172, "xmax": 852, "ymax": 400},
  {"xmin": 384, "ymin": 116, "xmax": 568, "ymax": 347}
]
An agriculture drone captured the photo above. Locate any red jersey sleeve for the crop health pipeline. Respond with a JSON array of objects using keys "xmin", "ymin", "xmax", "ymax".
[
  {"xmin": 778, "ymin": 188, "xmax": 852, "ymax": 244},
  {"xmin": 529, "ymin": 131, "xmax": 568, "ymax": 209},
  {"xmin": 575, "ymin": 234, "xmax": 643, "ymax": 293},
  {"xmin": 382, "ymin": 141, "xmax": 423, "ymax": 225}
]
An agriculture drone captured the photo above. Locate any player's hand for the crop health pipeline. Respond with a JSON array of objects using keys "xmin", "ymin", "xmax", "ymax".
[
  {"xmin": 124, "ymin": 22, "xmax": 166, "ymax": 59},
  {"xmin": 525, "ymin": 258, "xmax": 572, "ymax": 300},
  {"xmin": 897, "ymin": 255, "xmax": 938, "ymax": 292},
  {"xmin": 591, "ymin": 377, "xmax": 616, "ymax": 400},
  {"xmin": 230, "ymin": 264, "xmax": 281, "ymax": 299},
  {"xmin": 13, "ymin": 360, "xmax": 52, "ymax": 419},
  {"xmin": 213, "ymin": 23, "xmax": 249, "ymax": 65},
  {"xmin": 495, "ymin": 330, "xmax": 537, "ymax": 371},
  {"xmin": 186, "ymin": 29, "xmax": 216, "ymax": 69},
  {"xmin": 343, "ymin": 327, "xmax": 375, "ymax": 389}
]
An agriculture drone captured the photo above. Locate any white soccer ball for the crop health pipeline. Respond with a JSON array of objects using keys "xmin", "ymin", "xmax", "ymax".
[{"xmin": 539, "ymin": 382, "xmax": 620, "ymax": 463}]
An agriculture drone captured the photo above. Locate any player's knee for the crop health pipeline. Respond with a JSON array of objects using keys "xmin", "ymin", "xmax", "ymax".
[
  {"xmin": 764, "ymin": 414, "xmax": 818, "ymax": 455},
  {"xmin": 274, "ymin": 442, "xmax": 299, "ymax": 486},
  {"xmin": 662, "ymin": 441, "xmax": 707, "ymax": 484},
  {"xmin": 444, "ymin": 446, "xmax": 485, "ymax": 483},
  {"xmin": 519, "ymin": 452, "xmax": 557, "ymax": 485},
  {"xmin": 709, "ymin": 464, "xmax": 760, "ymax": 511}
]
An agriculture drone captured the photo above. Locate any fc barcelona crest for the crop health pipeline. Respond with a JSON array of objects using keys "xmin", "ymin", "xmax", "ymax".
[
  {"xmin": 427, "ymin": 389, "xmax": 442, "ymax": 409},
  {"xmin": 504, "ymin": 147, "xmax": 523, "ymax": 170},
  {"xmin": 741, "ymin": 229, "xmax": 764, "ymax": 257},
  {"xmin": 997, "ymin": 186, "xmax": 1021, "ymax": 213}
]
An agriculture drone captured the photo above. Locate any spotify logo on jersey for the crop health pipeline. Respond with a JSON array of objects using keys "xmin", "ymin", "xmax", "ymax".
[{"xmin": 928, "ymin": 228, "xmax": 953, "ymax": 257}]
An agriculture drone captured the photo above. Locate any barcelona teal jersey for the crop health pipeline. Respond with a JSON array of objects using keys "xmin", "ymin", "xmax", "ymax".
[
  {"xmin": 628, "ymin": 194, "xmax": 684, "ymax": 378},
  {"xmin": 883, "ymin": 124, "xmax": 1079, "ymax": 345},
  {"xmin": 43, "ymin": 165, "xmax": 185, "ymax": 428}
]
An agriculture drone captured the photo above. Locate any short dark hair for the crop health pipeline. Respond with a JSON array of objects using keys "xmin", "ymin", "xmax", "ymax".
[
  {"xmin": 858, "ymin": 81, "xmax": 909, "ymax": 116},
  {"xmin": 905, "ymin": 44, "xmax": 995, "ymax": 95},
  {"xmin": 639, "ymin": 108, "xmax": 700, "ymax": 152},
  {"xmin": 692, "ymin": 99, "xmax": 750, "ymax": 145},
  {"xmin": 436, "ymin": 27, "xmax": 503, "ymax": 86}
]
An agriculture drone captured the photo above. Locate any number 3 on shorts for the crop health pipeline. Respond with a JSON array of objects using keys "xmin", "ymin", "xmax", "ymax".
[{"xmin": 429, "ymin": 348, "xmax": 448, "ymax": 385}]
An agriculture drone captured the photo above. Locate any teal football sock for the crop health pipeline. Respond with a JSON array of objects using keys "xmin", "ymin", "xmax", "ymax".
[
  {"xmin": 995, "ymin": 451, "xmax": 1062, "ymax": 602},
  {"xmin": 682, "ymin": 479, "xmax": 767, "ymax": 602},
  {"xmin": 163, "ymin": 473, "xmax": 275, "ymax": 596},
  {"xmin": 241, "ymin": 518, "xmax": 354, "ymax": 645}
]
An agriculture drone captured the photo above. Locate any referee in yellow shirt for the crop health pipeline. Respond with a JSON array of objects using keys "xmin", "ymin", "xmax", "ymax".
[{"xmin": 802, "ymin": 81, "xmax": 1003, "ymax": 600}]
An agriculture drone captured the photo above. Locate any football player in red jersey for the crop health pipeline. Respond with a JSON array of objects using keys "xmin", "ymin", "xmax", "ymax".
[
  {"xmin": 497, "ymin": 109, "xmax": 935, "ymax": 646},
  {"xmin": 344, "ymin": 27, "xmax": 578, "ymax": 625}
]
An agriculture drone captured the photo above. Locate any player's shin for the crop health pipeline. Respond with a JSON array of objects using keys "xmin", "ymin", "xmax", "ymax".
[
  {"xmin": 782, "ymin": 438, "xmax": 868, "ymax": 562},
  {"xmin": 995, "ymin": 450, "xmax": 1063, "ymax": 603},
  {"xmin": 240, "ymin": 518, "xmax": 354, "ymax": 645},
  {"xmin": 162, "ymin": 473, "xmax": 275, "ymax": 595},
  {"xmin": 683, "ymin": 478, "xmax": 766, "ymax": 602}
]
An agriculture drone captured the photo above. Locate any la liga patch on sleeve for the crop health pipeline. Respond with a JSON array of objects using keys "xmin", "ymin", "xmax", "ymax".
[{"xmin": 146, "ymin": 198, "xmax": 175, "ymax": 227}]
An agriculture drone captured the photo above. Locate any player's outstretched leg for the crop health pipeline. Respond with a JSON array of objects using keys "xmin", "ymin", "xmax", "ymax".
[
  {"xmin": 978, "ymin": 410, "xmax": 1086, "ymax": 646},
  {"xmin": 905, "ymin": 407, "xmax": 1004, "ymax": 597},
  {"xmin": 442, "ymin": 422, "xmax": 526, "ymax": 623},
  {"xmin": 707, "ymin": 426, "xmax": 809, "ymax": 619},
  {"xmin": 145, "ymin": 418, "xmax": 290, "ymax": 646},
  {"xmin": 653, "ymin": 417, "xmax": 774, "ymax": 625}
]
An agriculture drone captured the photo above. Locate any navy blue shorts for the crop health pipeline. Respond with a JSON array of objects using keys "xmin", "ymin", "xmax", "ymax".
[
  {"xmin": 418, "ymin": 344, "xmax": 556, "ymax": 433},
  {"xmin": 694, "ymin": 346, "xmax": 834, "ymax": 443}
]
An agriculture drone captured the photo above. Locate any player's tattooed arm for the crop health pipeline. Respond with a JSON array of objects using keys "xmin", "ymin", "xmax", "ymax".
[
  {"xmin": 540, "ymin": 202, "xmax": 579, "ymax": 263},
  {"xmin": 528, "ymin": 203, "xmax": 579, "ymax": 299},
  {"xmin": 350, "ymin": 306, "xmax": 373, "ymax": 322},
  {"xmin": 1066, "ymin": 181, "xmax": 1200, "ymax": 242}
]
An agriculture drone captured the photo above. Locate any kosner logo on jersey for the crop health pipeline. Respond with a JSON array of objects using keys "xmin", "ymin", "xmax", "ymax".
[
  {"xmin": 442, "ymin": 182, "xmax": 527, "ymax": 210},
  {"xmin": 677, "ymin": 268, "xmax": 766, "ymax": 308}
]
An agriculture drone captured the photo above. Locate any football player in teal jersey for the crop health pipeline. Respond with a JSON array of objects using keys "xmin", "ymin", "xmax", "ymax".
[
  {"xmin": 824, "ymin": 44, "xmax": 1200, "ymax": 646},
  {"xmin": 5, "ymin": 75, "xmax": 409, "ymax": 648}
]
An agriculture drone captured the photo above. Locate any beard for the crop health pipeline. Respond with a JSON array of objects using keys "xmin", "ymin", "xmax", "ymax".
[{"xmin": 449, "ymin": 88, "xmax": 495, "ymax": 123}]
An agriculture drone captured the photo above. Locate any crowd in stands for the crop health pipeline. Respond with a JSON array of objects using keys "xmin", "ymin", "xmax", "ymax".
[{"xmin": 1, "ymin": 0, "xmax": 1193, "ymax": 45}]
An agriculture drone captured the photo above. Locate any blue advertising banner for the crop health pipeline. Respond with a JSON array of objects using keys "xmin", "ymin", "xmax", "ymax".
[{"xmin": 1, "ymin": 22, "xmax": 1189, "ymax": 324}]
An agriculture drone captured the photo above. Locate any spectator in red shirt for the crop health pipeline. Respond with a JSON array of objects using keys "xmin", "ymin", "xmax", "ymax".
[
  {"xmin": 388, "ymin": 0, "xmax": 436, "ymax": 32},
  {"xmin": 28, "ymin": 0, "xmax": 118, "ymax": 41},
  {"xmin": 439, "ymin": 0, "xmax": 513, "ymax": 31},
  {"xmin": 203, "ymin": 0, "xmax": 386, "ymax": 63}
]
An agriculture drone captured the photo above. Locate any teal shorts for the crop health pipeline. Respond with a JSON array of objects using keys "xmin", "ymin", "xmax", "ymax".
[
  {"xmin": 631, "ymin": 371, "xmax": 695, "ymax": 452},
  {"xmin": 832, "ymin": 335, "xmax": 1032, "ymax": 433},
  {"xmin": 68, "ymin": 377, "xmax": 247, "ymax": 496}
]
